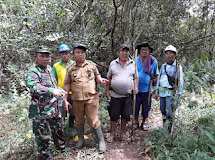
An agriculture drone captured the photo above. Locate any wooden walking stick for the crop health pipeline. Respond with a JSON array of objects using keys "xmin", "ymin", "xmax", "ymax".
[
  {"xmin": 170, "ymin": 60, "xmax": 180, "ymax": 135},
  {"xmin": 131, "ymin": 49, "xmax": 138, "ymax": 142},
  {"xmin": 148, "ymin": 79, "xmax": 153, "ymax": 105}
]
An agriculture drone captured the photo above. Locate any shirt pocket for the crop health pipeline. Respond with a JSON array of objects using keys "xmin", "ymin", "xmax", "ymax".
[
  {"xmin": 41, "ymin": 73, "xmax": 52, "ymax": 87},
  {"xmin": 70, "ymin": 70, "xmax": 79, "ymax": 82},
  {"xmin": 85, "ymin": 67, "xmax": 94, "ymax": 80}
]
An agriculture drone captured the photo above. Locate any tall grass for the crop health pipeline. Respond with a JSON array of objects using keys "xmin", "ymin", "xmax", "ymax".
[{"xmin": 0, "ymin": 92, "xmax": 36, "ymax": 160}]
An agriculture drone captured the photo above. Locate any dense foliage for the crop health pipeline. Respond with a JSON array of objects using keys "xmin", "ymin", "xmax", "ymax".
[
  {"xmin": 0, "ymin": 0, "xmax": 214, "ymax": 95},
  {"xmin": 0, "ymin": 0, "xmax": 214, "ymax": 159}
]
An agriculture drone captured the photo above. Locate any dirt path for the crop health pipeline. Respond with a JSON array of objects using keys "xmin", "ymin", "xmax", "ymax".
[
  {"xmin": 0, "ymin": 108, "xmax": 162, "ymax": 160},
  {"xmin": 103, "ymin": 110, "xmax": 163, "ymax": 160},
  {"xmin": 62, "ymin": 109, "xmax": 163, "ymax": 160}
]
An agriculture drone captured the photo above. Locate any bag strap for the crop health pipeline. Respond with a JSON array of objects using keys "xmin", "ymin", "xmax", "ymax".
[
  {"xmin": 164, "ymin": 64, "xmax": 171, "ymax": 78},
  {"xmin": 164, "ymin": 63, "xmax": 179, "ymax": 78}
]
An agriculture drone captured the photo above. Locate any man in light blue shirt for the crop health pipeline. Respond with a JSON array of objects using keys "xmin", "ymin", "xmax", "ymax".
[{"xmin": 155, "ymin": 45, "xmax": 184, "ymax": 131}]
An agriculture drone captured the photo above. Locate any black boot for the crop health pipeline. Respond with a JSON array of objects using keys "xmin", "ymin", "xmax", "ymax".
[
  {"xmin": 95, "ymin": 126, "xmax": 106, "ymax": 153},
  {"xmin": 76, "ymin": 127, "xmax": 84, "ymax": 149}
]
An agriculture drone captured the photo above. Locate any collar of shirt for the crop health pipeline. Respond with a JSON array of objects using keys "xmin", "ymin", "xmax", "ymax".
[
  {"xmin": 35, "ymin": 63, "xmax": 49, "ymax": 72},
  {"xmin": 116, "ymin": 57, "xmax": 133, "ymax": 64},
  {"xmin": 138, "ymin": 56, "xmax": 146, "ymax": 66},
  {"xmin": 59, "ymin": 59, "xmax": 73, "ymax": 68},
  {"xmin": 74, "ymin": 60, "xmax": 88, "ymax": 67},
  {"xmin": 165, "ymin": 60, "xmax": 176, "ymax": 66}
]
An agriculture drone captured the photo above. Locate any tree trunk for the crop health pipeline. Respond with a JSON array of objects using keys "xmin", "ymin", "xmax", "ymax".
[{"xmin": 122, "ymin": 0, "xmax": 132, "ymax": 44}]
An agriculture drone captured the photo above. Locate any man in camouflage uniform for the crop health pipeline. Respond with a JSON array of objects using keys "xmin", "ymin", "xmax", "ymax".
[{"xmin": 27, "ymin": 46, "xmax": 73, "ymax": 160}]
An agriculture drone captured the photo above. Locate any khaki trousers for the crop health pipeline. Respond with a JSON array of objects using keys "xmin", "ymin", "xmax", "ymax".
[{"xmin": 72, "ymin": 97, "xmax": 101, "ymax": 129}]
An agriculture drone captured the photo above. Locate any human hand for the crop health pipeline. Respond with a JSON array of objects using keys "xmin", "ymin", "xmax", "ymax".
[
  {"xmin": 106, "ymin": 90, "xmax": 110, "ymax": 100},
  {"xmin": 133, "ymin": 87, "xmax": 138, "ymax": 94},
  {"xmin": 52, "ymin": 89, "xmax": 67, "ymax": 97},
  {"xmin": 155, "ymin": 94, "xmax": 159, "ymax": 101},
  {"xmin": 101, "ymin": 78, "xmax": 109, "ymax": 86},
  {"xmin": 63, "ymin": 99, "xmax": 72, "ymax": 113}
]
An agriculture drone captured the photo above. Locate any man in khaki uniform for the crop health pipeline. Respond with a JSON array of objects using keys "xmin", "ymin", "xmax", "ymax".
[{"xmin": 63, "ymin": 43, "xmax": 107, "ymax": 152}]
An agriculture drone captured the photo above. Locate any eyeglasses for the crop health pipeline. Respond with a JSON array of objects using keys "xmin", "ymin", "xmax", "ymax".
[{"xmin": 140, "ymin": 49, "xmax": 149, "ymax": 51}]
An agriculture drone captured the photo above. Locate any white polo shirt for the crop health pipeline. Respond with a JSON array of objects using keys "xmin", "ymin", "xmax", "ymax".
[{"xmin": 107, "ymin": 58, "xmax": 138, "ymax": 98}]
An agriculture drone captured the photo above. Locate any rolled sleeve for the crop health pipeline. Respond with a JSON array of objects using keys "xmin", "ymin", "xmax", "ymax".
[
  {"xmin": 94, "ymin": 65, "xmax": 102, "ymax": 80},
  {"xmin": 107, "ymin": 62, "xmax": 113, "ymax": 79},
  {"xmin": 153, "ymin": 60, "xmax": 159, "ymax": 75}
]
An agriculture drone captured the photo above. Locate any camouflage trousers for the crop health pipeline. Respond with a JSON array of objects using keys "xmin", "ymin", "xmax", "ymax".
[{"xmin": 32, "ymin": 116, "xmax": 65, "ymax": 158}]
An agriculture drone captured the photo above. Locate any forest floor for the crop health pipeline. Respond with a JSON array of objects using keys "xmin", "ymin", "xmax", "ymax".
[
  {"xmin": 2, "ymin": 87, "xmax": 215, "ymax": 159},
  {"xmin": 102, "ymin": 110, "xmax": 162, "ymax": 160},
  {"xmin": 54, "ymin": 108, "xmax": 163, "ymax": 160},
  {"xmin": 0, "ymin": 105, "xmax": 163, "ymax": 160}
]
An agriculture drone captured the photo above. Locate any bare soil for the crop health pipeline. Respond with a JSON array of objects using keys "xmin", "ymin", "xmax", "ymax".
[
  {"xmin": 0, "ymin": 109, "xmax": 163, "ymax": 160},
  {"xmin": 61, "ymin": 109, "xmax": 163, "ymax": 160},
  {"xmin": 102, "ymin": 110, "xmax": 163, "ymax": 160}
]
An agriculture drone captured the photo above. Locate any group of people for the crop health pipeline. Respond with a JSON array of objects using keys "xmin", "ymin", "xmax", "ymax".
[
  {"xmin": 27, "ymin": 42, "xmax": 183, "ymax": 160},
  {"xmin": 105, "ymin": 42, "xmax": 183, "ymax": 142}
]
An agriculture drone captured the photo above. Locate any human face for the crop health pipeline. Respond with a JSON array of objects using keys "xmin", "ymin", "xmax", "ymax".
[
  {"xmin": 73, "ymin": 48, "xmax": 86, "ymax": 64},
  {"xmin": 59, "ymin": 51, "xmax": 71, "ymax": 63},
  {"xmin": 140, "ymin": 47, "xmax": 150, "ymax": 58},
  {"xmin": 35, "ymin": 53, "xmax": 50, "ymax": 68},
  {"xmin": 119, "ymin": 48, "xmax": 129, "ymax": 62},
  {"xmin": 165, "ymin": 50, "xmax": 176, "ymax": 64}
]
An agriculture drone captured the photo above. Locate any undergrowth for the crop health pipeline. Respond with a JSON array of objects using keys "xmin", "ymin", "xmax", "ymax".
[
  {"xmin": 141, "ymin": 59, "xmax": 215, "ymax": 159},
  {"xmin": 0, "ymin": 91, "xmax": 36, "ymax": 160},
  {"xmin": 142, "ymin": 90, "xmax": 215, "ymax": 159},
  {"xmin": 143, "ymin": 120, "xmax": 215, "ymax": 160},
  {"xmin": 0, "ymin": 86, "xmax": 109, "ymax": 160},
  {"xmin": 0, "ymin": 59, "xmax": 215, "ymax": 159}
]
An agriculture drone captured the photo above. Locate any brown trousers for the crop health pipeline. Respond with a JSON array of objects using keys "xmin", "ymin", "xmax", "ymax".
[{"xmin": 72, "ymin": 97, "xmax": 101, "ymax": 129}]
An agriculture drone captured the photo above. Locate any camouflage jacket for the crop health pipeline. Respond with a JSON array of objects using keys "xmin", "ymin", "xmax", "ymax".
[{"xmin": 27, "ymin": 63, "xmax": 59, "ymax": 120}]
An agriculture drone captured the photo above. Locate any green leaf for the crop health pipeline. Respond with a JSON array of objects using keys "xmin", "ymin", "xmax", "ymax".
[
  {"xmin": 199, "ymin": 127, "xmax": 215, "ymax": 144},
  {"xmin": 208, "ymin": 144, "xmax": 215, "ymax": 153}
]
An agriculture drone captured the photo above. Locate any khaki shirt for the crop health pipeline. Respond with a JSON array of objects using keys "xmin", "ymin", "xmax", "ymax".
[{"xmin": 64, "ymin": 60, "xmax": 101, "ymax": 100}]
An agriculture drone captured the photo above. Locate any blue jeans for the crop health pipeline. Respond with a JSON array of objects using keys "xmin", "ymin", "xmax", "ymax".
[{"xmin": 160, "ymin": 96, "xmax": 174, "ymax": 119}]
